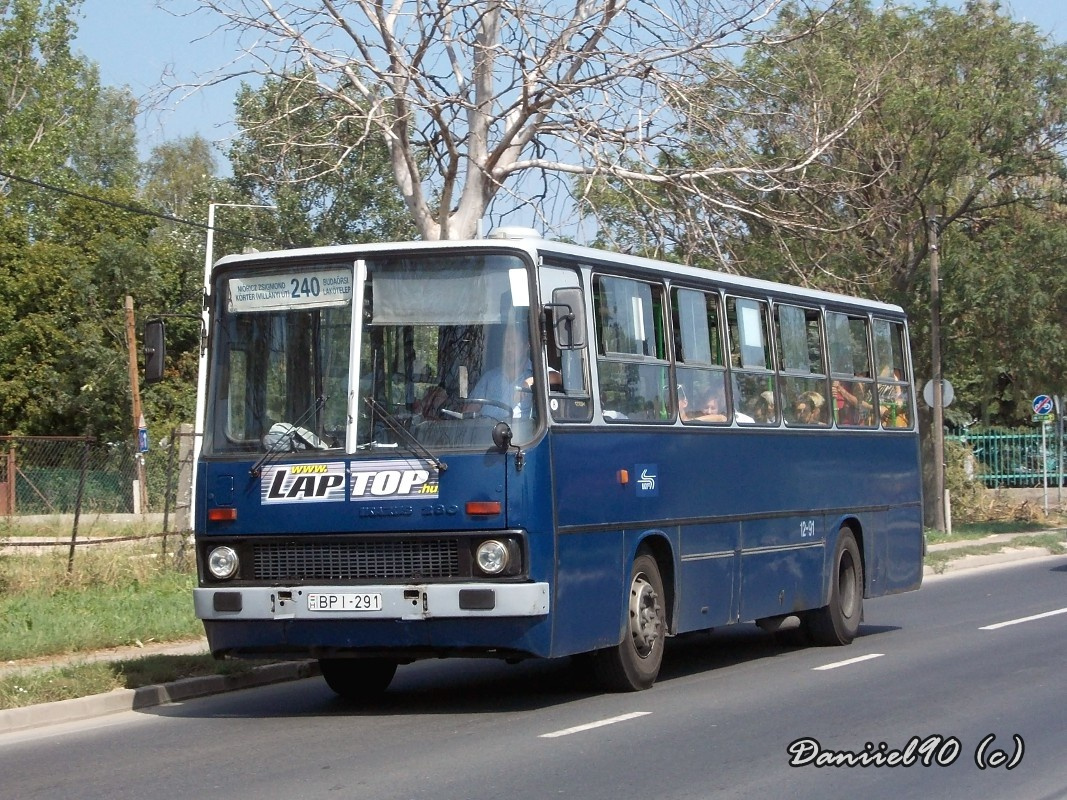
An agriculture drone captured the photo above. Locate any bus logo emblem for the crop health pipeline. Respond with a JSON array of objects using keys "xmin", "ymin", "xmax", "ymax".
[{"xmin": 636, "ymin": 465, "xmax": 658, "ymax": 497}]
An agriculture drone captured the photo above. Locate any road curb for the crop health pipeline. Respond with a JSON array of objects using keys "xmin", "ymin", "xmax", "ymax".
[{"xmin": 0, "ymin": 660, "xmax": 320, "ymax": 735}]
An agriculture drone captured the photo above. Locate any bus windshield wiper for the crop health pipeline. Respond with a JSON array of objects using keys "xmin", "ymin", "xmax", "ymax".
[
  {"xmin": 250, "ymin": 395, "xmax": 328, "ymax": 478},
  {"xmin": 362, "ymin": 396, "xmax": 448, "ymax": 473}
]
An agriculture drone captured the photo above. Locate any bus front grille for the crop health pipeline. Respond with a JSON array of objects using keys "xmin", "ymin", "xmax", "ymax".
[{"xmin": 252, "ymin": 539, "xmax": 462, "ymax": 581}]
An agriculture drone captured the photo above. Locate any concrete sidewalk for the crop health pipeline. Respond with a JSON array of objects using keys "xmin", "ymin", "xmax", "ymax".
[{"xmin": 2, "ymin": 532, "xmax": 1064, "ymax": 735}]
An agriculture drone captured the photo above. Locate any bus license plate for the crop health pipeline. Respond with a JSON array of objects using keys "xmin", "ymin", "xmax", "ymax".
[{"xmin": 307, "ymin": 593, "xmax": 383, "ymax": 612}]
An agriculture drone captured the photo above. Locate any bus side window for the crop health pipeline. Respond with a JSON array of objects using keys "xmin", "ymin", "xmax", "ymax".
[
  {"xmin": 673, "ymin": 287, "xmax": 729, "ymax": 424},
  {"xmin": 726, "ymin": 296, "xmax": 778, "ymax": 425},
  {"xmin": 594, "ymin": 275, "xmax": 671, "ymax": 422},
  {"xmin": 873, "ymin": 319, "xmax": 913, "ymax": 428},
  {"xmin": 540, "ymin": 265, "xmax": 592, "ymax": 422},
  {"xmin": 827, "ymin": 311, "xmax": 876, "ymax": 428},
  {"xmin": 776, "ymin": 304, "xmax": 829, "ymax": 427}
]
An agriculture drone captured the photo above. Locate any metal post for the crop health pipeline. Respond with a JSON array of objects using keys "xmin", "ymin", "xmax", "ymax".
[
  {"xmin": 192, "ymin": 203, "xmax": 277, "ymax": 526},
  {"xmin": 929, "ymin": 218, "xmax": 946, "ymax": 532},
  {"xmin": 68, "ymin": 437, "xmax": 91, "ymax": 574}
]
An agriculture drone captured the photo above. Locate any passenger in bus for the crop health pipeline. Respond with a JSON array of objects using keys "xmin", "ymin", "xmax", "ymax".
[
  {"xmin": 752, "ymin": 390, "xmax": 776, "ymax": 423},
  {"xmin": 793, "ymin": 390, "xmax": 826, "ymax": 424},
  {"xmin": 832, "ymin": 380, "xmax": 873, "ymax": 426},
  {"xmin": 877, "ymin": 368, "xmax": 910, "ymax": 428},
  {"xmin": 413, "ymin": 383, "xmax": 448, "ymax": 420},
  {"xmin": 680, "ymin": 383, "xmax": 728, "ymax": 423}
]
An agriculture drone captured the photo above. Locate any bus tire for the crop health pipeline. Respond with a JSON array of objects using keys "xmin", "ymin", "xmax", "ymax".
[
  {"xmin": 805, "ymin": 529, "xmax": 863, "ymax": 646},
  {"xmin": 319, "ymin": 657, "xmax": 397, "ymax": 700},
  {"xmin": 593, "ymin": 553, "xmax": 666, "ymax": 691}
]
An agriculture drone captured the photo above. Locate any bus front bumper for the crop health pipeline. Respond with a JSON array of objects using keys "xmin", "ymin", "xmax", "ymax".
[{"xmin": 194, "ymin": 582, "xmax": 550, "ymax": 621}]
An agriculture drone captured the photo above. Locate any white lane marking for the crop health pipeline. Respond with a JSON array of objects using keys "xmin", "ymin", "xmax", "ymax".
[
  {"xmin": 539, "ymin": 711, "xmax": 652, "ymax": 739},
  {"xmin": 813, "ymin": 653, "xmax": 885, "ymax": 671},
  {"xmin": 980, "ymin": 606, "xmax": 1067, "ymax": 631}
]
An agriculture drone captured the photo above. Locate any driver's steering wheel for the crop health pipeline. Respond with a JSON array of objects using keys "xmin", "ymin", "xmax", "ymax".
[{"xmin": 461, "ymin": 397, "xmax": 513, "ymax": 418}]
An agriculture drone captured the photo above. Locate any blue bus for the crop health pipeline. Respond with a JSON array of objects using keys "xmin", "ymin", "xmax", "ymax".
[{"xmin": 147, "ymin": 230, "xmax": 923, "ymax": 696}]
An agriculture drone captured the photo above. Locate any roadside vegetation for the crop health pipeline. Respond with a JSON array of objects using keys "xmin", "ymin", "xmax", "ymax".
[{"xmin": 0, "ymin": 538, "xmax": 260, "ymax": 709}]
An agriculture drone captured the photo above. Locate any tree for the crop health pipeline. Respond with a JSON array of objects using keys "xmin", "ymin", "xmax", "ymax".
[
  {"xmin": 590, "ymin": 0, "xmax": 1067, "ymax": 425},
  {"xmin": 175, "ymin": 0, "xmax": 875, "ymax": 240},
  {"xmin": 228, "ymin": 74, "xmax": 415, "ymax": 247},
  {"xmin": 0, "ymin": 0, "xmax": 98, "ymax": 201},
  {"xmin": 70, "ymin": 84, "xmax": 140, "ymax": 189}
]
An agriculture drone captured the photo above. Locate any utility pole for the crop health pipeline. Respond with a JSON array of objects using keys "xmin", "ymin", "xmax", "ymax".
[
  {"xmin": 928, "ymin": 218, "xmax": 946, "ymax": 532},
  {"xmin": 125, "ymin": 295, "xmax": 149, "ymax": 514}
]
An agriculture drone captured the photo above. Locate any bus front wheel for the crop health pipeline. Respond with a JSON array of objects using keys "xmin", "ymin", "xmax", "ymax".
[
  {"xmin": 804, "ymin": 529, "xmax": 863, "ymax": 646},
  {"xmin": 593, "ymin": 553, "xmax": 666, "ymax": 691},
  {"xmin": 319, "ymin": 657, "xmax": 397, "ymax": 700}
]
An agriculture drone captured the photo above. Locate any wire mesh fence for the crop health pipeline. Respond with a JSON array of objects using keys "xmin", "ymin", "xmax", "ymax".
[{"xmin": 0, "ymin": 430, "xmax": 194, "ymax": 528}]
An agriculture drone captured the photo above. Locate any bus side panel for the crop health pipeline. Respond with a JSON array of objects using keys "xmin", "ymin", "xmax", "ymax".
[
  {"xmin": 677, "ymin": 522, "xmax": 739, "ymax": 631},
  {"xmin": 738, "ymin": 515, "xmax": 826, "ymax": 622},
  {"xmin": 552, "ymin": 530, "xmax": 627, "ymax": 656},
  {"xmin": 884, "ymin": 505, "xmax": 924, "ymax": 593}
]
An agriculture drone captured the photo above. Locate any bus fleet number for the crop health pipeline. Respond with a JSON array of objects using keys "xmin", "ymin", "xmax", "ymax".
[{"xmin": 799, "ymin": 519, "xmax": 817, "ymax": 539}]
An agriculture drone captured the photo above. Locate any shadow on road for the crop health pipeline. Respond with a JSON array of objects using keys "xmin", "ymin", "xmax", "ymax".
[{"xmin": 142, "ymin": 621, "xmax": 901, "ymax": 721}]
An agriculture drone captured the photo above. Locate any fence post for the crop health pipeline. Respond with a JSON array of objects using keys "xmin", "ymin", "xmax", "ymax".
[
  {"xmin": 176, "ymin": 423, "xmax": 194, "ymax": 532},
  {"xmin": 2, "ymin": 443, "xmax": 14, "ymax": 515},
  {"xmin": 67, "ymin": 437, "xmax": 92, "ymax": 573},
  {"xmin": 162, "ymin": 427, "xmax": 179, "ymax": 557}
]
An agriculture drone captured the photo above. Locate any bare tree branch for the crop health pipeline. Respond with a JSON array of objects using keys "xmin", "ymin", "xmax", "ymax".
[{"xmin": 169, "ymin": 0, "xmax": 867, "ymax": 240}]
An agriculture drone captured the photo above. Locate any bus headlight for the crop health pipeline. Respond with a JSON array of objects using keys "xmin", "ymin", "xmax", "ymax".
[
  {"xmin": 475, "ymin": 540, "xmax": 510, "ymax": 576},
  {"xmin": 207, "ymin": 546, "xmax": 240, "ymax": 580}
]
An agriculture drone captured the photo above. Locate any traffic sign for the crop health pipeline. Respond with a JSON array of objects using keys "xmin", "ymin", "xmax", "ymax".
[
  {"xmin": 922, "ymin": 379, "xmax": 954, "ymax": 408},
  {"xmin": 1033, "ymin": 394, "xmax": 1054, "ymax": 416}
]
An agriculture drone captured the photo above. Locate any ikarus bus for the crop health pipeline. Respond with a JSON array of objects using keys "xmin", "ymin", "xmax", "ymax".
[{"xmin": 145, "ymin": 230, "xmax": 924, "ymax": 699}]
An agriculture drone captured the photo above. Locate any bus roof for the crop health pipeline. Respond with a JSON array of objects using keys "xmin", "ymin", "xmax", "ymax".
[{"xmin": 214, "ymin": 234, "xmax": 905, "ymax": 317}]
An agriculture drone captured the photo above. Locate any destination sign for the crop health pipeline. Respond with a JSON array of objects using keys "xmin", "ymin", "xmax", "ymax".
[{"xmin": 228, "ymin": 267, "xmax": 353, "ymax": 313}]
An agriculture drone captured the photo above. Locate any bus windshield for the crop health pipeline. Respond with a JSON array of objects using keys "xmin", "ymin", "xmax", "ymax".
[{"xmin": 204, "ymin": 252, "xmax": 536, "ymax": 455}]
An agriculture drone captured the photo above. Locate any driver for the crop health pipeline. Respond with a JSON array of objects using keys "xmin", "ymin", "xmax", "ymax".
[{"xmin": 466, "ymin": 323, "xmax": 533, "ymax": 421}]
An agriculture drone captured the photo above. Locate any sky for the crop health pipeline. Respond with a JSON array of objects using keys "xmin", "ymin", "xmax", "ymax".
[{"xmin": 72, "ymin": 0, "xmax": 1067, "ymax": 165}]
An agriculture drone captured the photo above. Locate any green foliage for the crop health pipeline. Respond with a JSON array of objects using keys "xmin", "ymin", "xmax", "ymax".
[
  {"xmin": 228, "ymin": 73, "xmax": 416, "ymax": 247},
  {"xmin": 587, "ymin": 0, "xmax": 1067, "ymax": 428},
  {"xmin": 0, "ymin": 0, "xmax": 98, "ymax": 204}
]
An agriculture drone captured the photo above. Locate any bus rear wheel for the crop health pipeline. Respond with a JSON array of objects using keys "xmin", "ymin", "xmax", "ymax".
[
  {"xmin": 593, "ymin": 553, "xmax": 666, "ymax": 692},
  {"xmin": 804, "ymin": 529, "xmax": 863, "ymax": 646},
  {"xmin": 319, "ymin": 657, "xmax": 397, "ymax": 700}
]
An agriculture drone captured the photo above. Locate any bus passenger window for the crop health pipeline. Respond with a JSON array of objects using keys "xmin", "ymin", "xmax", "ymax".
[
  {"xmin": 775, "ymin": 303, "xmax": 829, "ymax": 428},
  {"xmin": 726, "ymin": 297, "xmax": 777, "ymax": 425},
  {"xmin": 673, "ymin": 287, "xmax": 729, "ymax": 425},
  {"xmin": 827, "ymin": 311, "xmax": 875, "ymax": 428},
  {"xmin": 873, "ymin": 319, "xmax": 913, "ymax": 428},
  {"xmin": 594, "ymin": 275, "xmax": 671, "ymax": 422}
]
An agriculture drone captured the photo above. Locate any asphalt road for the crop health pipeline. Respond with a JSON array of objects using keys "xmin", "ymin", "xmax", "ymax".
[{"xmin": 2, "ymin": 556, "xmax": 1066, "ymax": 800}]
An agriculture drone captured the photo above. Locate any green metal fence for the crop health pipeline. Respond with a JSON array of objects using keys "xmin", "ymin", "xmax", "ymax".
[{"xmin": 949, "ymin": 427, "xmax": 1065, "ymax": 488}]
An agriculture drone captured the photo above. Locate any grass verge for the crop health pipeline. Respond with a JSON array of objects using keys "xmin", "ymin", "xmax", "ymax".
[
  {"xmin": 0, "ymin": 545, "xmax": 202, "ymax": 661},
  {"xmin": 0, "ymin": 542, "xmax": 287, "ymax": 711},
  {"xmin": 0, "ymin": 655, "xmax": 270, "ymax": 710},
  {"xmin": 924, "ymin": 533, "xmax": 1067, "ymax": 574}
]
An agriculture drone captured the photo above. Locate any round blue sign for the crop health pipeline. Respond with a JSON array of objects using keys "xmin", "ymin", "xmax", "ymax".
[{"xmin": 1032, "ymin": 394, "xmax": 1054, "ymax": 415}]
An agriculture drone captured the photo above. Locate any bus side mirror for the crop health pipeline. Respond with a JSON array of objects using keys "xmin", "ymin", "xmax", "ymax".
[
  {"xmin": 144, "ymin": 319, "xmax": 166, "ymax": 384},
  {"xmin": 550, "ymin": 287, "xmax": 586, "ymax": 349}
]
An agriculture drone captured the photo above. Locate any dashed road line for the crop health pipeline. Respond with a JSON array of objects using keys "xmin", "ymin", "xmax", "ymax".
[
  {"xmin": 813, "ymin": 653, "xmax": 885, "ymax": 671},
  {"xmin": 539, "ymin": 711, "xmax": 652, "ymax": 739},
  {"xmin": 980, "ymin": 606, "xmax": 1067, "ymax": 631}
]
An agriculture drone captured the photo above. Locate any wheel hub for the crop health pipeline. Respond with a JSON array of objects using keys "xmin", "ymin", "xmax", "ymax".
[{"xmin": 629, "ymin": 574, "xmax": 663, "ymax": 657}]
